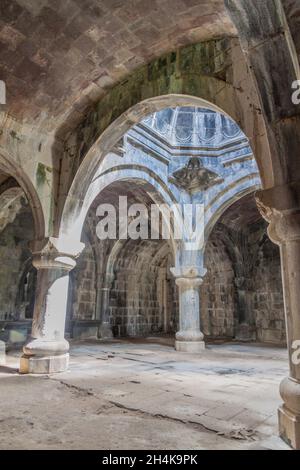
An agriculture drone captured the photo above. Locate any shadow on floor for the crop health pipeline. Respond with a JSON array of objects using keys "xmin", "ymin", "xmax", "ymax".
[{"xmin": 0, "ymin": 364, "xmax": 19, "ymax": 374}]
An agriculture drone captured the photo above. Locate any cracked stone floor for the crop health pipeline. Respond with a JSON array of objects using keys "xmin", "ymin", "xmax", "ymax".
[{"xmin": 0, "ymin": 338, "xmax": 292, "ymax": 450}]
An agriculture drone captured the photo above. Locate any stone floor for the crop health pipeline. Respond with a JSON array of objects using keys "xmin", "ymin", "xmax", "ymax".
[{"xmin": 0, "ymin": 338, "xmax": 291, "ymax": 450}]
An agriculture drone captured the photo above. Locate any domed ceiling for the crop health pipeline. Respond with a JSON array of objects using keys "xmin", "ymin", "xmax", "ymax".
[{"xmin": 141, "ymin": 107, "xmax": 245, "ymax": 149}]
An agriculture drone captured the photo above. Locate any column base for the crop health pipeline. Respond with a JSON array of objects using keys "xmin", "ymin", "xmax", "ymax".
[
  {"xmin": 0, "ymin": 340, "xmax": 5, "ymax": 365},
  {"xmin": 19, "ymin": 353, "xmax": 69, "ymax": 374},
  {"xmin": 175, "ymin": 340, "xmax": 205, "ymax": 353},
  {"xmin": 98, "ymin": 322, "xmax": 114, "ymax": 340},
  {"xmin": 278, "ymin": 405, "xmax": 300, "ymax": 449}
]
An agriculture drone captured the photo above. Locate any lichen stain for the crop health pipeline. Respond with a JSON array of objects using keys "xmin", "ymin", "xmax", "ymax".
[{"xmin": 36, "ymin": 162, "xmax": 52, "ymax": 188}]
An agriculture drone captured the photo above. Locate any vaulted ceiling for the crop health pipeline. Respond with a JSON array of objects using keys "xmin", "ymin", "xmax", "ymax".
[{"xmin": 0, "ymin": 0, "xmax": 236, "ymax": 130}]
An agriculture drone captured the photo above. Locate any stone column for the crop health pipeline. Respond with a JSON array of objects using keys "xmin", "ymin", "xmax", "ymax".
[
  {"xmin": 234, "ymin": 276, "xmax": 255, "ymax": 341},
  {"xmin": 98, "ymin": 282, "xmax": 114, "ymax": 339},
  {"xmin": 20, "ymin": 237, "xmax": 84, "ymax": 374},
  {"xmin": 256, "ymin": 184, "xmax": 300, "ymax": 449},
  {"xmin": 95, "ymin": 272, "xmax": 114, "ymax": 339},
  {"xmin": 170, "ymin": 266, "xmax": 206, "ymax": 353}
]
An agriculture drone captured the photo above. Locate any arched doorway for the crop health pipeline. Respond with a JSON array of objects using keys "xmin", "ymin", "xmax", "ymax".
[
  {"xmin": 202, "ymin": 192, "xmax": 285, "ymax": 345},
  {"xmin": 0, "ymin": 173, "xmax": 38, "ymax": 350},
  {"xmin": 64, "ymin": 105, "xmax": 263, "ymax": 350}
]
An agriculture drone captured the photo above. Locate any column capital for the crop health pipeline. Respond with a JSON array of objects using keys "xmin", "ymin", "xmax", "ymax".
[
  {"xmin": 170, "ymin": 265, "xmax": 207, "ymax": 280},
  {"xmin": 174, "ymin": 276, "xmax": 203, "ymax": 289},
  {"xmin": 29, "ymin": 237, "xmax": 85, "ymax": 270},
  {"xmin": 255, "ymin": 183, "xmax": 300, "ymax": 244}
]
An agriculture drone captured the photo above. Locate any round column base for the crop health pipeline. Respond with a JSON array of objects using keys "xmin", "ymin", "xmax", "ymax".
[
  {"xmin": 0, "ymin": 340, "xmax": 5, "ymax": 365},
  {"xmin": 175, "ymin": 340, "xmax": 205, "ymax": 353},
  {"xmin": 20, "ymin": 353, "xmax": 69, "ymax": 374},
  {"xmin": 279, "ymin": 404, "xmax": 300, "ymax": 449}
]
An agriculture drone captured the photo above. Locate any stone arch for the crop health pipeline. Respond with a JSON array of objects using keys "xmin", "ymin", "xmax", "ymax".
[
  {"xmin": 67, "ymin": 167, "xmax": 179, "ymax": 258},
  {"xmin": 0, "ymin": 159, "xmax": 44, "ymax": 323},
  {"xmin": 203, "ymin": 188, "xmax": 285, "ymax": 343},
  {"xmin": 105, "ymin": 237, "xmax": 176, "ymax": 338},
  {"xmin": 15, "ymin": 259, "xmax": 37, "ymax": 320},
  {"xmin": 70, "ymin": 173, "xmax": 179, "ymax": 339},
  {"xmin": 58, "ymin": 39, "xmax": 274, "ymax": 238},
  {"xmin": 0, "ymin": 187, "xmax": 25, "ymax": 232},
  {"xmin": 103, "ymin": 235, "xmax": 176, "ymax": 292},
  {"xmin": 204, "ymin": 182, "xmax": 261, "ymax": 245},
  {"xmin": 104, "ymin": 240, "xmax": 127, "ymax": 284},
  {"xmin": 0, "ymin": 186, "xmax": 36, "ymax": 322},
  {"xmin": 0, "ymin": 149, "xmax": 45, "ymax": 239}
]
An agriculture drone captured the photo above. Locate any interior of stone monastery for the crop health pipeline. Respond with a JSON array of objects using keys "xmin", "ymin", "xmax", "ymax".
[{"xmin": 1, "ymin": 0, "xmax": 300, "ymax": 452}]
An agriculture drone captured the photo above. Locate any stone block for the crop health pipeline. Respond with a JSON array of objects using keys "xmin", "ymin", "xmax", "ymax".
[
  {"xmin": 20, "ymin": 353, "xmax": 69, "ymax": 374},
  {"xmin": 279, "ymin": 405, "xmax": 300, "ymax": 450},
  {"xmin": 72, "ymin": 324, "xmax": 98, "ymax": 339},
  {"xmin": 175, "ymin": 340, "xmax": 205, "ymax": 353}
]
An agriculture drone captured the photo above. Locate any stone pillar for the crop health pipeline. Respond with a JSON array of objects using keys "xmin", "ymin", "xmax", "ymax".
[
  {"xmin": 256, "ymin": 184, "xmax": 300, "ymax": 449},
  {"xmin": 95, "ymin": 271, "xmax": 114, "ymax": 339},
  {"xmin": 98, "ymin": 282, "xmax": 114, "ymax": 339},
  {"xmin": 20, "ymin": 237, "xmax": 84, "ymax": 374},
  {"xmin": 234, "ymin": 276, "xmax": 255, "ymax": 341},
  {"xmin": 170, "ymin": 266, "xmax": 206, "ymax": 353}
]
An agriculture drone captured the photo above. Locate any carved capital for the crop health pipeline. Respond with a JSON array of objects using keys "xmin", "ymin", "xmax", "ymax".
[
  {"xmin": 30, "ymin": 237, "xmax": 85, "ymax": 270},
  {"xmin": 174, "ymin": 276, "xmax": 203, "ymax": 289},
  {"xmin": 255, "ymin": 183, "xmax": 300, "ymax": 244},
  {"xmin": 170, "ymin": 265, "xmax": 207, "ymax": 280}
]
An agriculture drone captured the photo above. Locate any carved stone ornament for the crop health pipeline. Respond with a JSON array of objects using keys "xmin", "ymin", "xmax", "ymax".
[
  {"xmin": 29, "ymin": 237, "xmax": 85, "ymax": 270},
  {"xmin": 255, "ymin": 184, "xmax": 300, "ymax": 245},
  {"xmin": 169, "ymin": 157, "xmax": 223, "ymax": 193}
]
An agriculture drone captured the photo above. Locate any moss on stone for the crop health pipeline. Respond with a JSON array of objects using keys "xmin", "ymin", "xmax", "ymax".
[{"xmin": 36, "ymin": 162, "xmax": 52, "ymax": 187}]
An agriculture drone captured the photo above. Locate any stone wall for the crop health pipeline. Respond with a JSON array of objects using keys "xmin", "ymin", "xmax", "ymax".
[
  {"xmin": 250, "ymin": 232, "xmax": 285, "ymax": 344},
  {"xmin": 69, "ymin": 216, "xmax": 285, "ymax": 344},
  {"xmin": 107, "ymin": 240, "xmax": 177, "ymax": 338},
  {"xmin": 69, "ymin": 186, "xmax": 285, "ymax": 344},
  {"xmin": 203, "ymin": 211, "xmax": 285, "ymax": 344},
  {"xmin": 109, "ymin": 267, "xmax": 163, "ymax": 337},
  {"xmin": 0, "ymin": 196, "xmax": 35, "ymax": 321},
  {"xmin": 70, "ymin": 238, "xmax": 97, "ymax": 321},
  {"xmin": 201, "ymin": 236, "xmax": 236, "ymax": 338},
  {"xmin": 69, "ymin": 230, "xmax": 177, "ymax": 338}
]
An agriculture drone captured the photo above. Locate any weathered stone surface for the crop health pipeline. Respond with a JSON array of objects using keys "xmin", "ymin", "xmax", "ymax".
[
  {"xmin": 66, "ymin": 119, "xmax": 284, "ymax": 346},
  {"xmin": 0, "ymin": 340, "xmax": 291, "ymax": 450},
  {"xmin": 1, "ymin": 0, "xmax": 300, "ymax": 449},
  {"xmin": 20, "ymin": 352, "xmax": 69, "ymax": 375},
  {"xmin": 0, "ymin": 186, "xmax": 35, "ymax": 322},
  {"xmin": 0, "ymin": 0, "xmax": 235, "ymax": 127}
]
